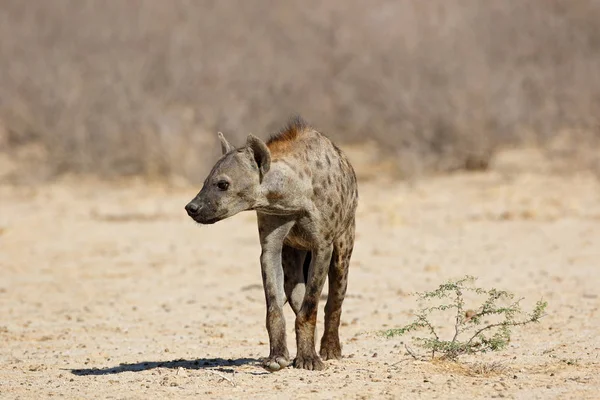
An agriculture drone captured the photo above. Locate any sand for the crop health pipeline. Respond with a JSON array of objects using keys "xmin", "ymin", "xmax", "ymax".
[{"xmin": 1, "ymin": 152, "xmax": 599, "ymax": 399}]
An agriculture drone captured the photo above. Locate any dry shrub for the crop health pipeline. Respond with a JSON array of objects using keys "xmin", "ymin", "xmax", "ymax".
[
  {"xmin": 383, "ymin": 276, "xmax": 547, "ymax": 361},
  {"xmin": 0, "ymin": 0, "xmax": 599, "ymax": 182}
]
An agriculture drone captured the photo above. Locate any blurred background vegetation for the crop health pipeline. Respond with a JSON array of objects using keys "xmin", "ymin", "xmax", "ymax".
[{"xmin": 0, "ymin": 0, "xmax": 599, "ymax": 183}]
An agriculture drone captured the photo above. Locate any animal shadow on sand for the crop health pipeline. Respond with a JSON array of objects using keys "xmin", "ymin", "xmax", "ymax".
[{"xmin": 70, "ymin": 357, "xmax": 260, "ymax": 376}]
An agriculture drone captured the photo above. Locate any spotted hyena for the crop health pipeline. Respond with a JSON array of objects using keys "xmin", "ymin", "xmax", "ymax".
[{"xmin": 185, "ymin": 116, "xmax": 358, "ymax": 371}]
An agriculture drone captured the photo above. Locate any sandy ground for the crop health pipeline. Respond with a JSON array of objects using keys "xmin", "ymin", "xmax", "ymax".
[{"xmin": 1, "ymin": 152, "xmax": 599, "ymax": 399}]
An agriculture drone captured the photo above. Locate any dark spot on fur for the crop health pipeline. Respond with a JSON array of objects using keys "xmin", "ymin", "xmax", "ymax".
[
  {"xmin": 267, "ymin": 191, "xmax": 284, "ymax": 200},
  {"xmin": 326, "ymin": 155, "xmax": 331, "ymax": 166},
  {"xmin": 327, "ymin": 197, "xmax": 334, "ymax": 207},
  {"xmin": 313, "ymin": 187, "xmax": 322, "ymax": 198},
  {"xmin": 316, "ymin": 160, "xmax": 323, "ymax": 168},
  {"xmin": 302, "ymin": 297, "xmax": 317, "ymax": 312},
  {"xmin": 327, "ymin": 176, "xmax": 333, "ymax": 185},
  {"xmin": 334, "ymin": 204, "xmax": 340, "ymax": 213}
]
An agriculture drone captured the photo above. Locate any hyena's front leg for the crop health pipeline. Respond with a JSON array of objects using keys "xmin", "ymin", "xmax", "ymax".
[
  {"xmin": 257, "ymin": 215, "xmax": 294, "ymax": 372},
  {"xmin": 294, "ymin": 244, "xmax": 333, "ymax": 371}
]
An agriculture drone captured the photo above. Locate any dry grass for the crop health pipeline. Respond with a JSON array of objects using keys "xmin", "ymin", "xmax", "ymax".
[
  {"xmin": 0, "ymin": 0, "xmax": 599, "ymax": 182},
  {"xmin": 432, "ymin": 359, "xmax": 508, "ymax": 378}
]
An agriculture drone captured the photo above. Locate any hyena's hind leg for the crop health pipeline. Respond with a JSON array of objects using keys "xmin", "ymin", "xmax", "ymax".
[
  {"xmin": 282, "ymin": 245, "xmax": 308, "ymax": 314},
  {"xmin": 320, "ymin": 220, "xmax": 355, "ymax": 360}
]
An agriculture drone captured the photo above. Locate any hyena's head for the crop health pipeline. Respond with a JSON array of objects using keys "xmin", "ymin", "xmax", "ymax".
[{"xmin": 185, "ymin": 132, "xmax": 271, "ymax": 224}]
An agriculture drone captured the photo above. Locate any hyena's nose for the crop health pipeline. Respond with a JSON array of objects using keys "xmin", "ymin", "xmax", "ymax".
[{"xmin": 185, "ymin": 202, "xmax": 200, "ymax": 216}]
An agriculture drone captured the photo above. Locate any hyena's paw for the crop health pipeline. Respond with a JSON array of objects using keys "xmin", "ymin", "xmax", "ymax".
[
  {"xmin": 319, "ymin": 338, "xmax": 342, "ymax": 361},
  {"xmin": 293, "ymin": 353, "xmax": 326, "ymax": 371},
  {"xmin": 262, "ymin": 355, "xmax": 291, "ymax": 372}
]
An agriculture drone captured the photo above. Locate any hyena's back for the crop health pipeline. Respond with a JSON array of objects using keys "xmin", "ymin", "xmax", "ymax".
[{"xmin": 266, "ymin": 117, "xmax": 358, "ymax": 244}]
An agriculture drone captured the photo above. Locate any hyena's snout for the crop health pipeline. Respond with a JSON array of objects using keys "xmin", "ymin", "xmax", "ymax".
[
  {"xmin": 185, "ymin": 201, "xmax": 202, "ymax": 217},
  {"xmin": 185, "ymin": 199, "xmax": 222, "ymax": 224}
]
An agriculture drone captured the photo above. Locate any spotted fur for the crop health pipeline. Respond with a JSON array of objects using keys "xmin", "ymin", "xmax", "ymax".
[{"xmin": 185, "ymin": 116, "xmax": 358, "ymax": 371}]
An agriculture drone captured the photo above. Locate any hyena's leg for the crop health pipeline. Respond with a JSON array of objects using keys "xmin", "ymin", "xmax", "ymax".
[
  {"xmin": 320, "ymin": 220, "xmax": 355, "ymax": 361},
  {"xmin": 294, "ymin": 244, "xmax": 333, "ymax": 371},
  {"xmin": 282, "ymin": 245, "xmax": 307, "ymax": 314},
  {"xmin": 257, "ymin": 214, "xmax": 295, "ymax": 372}
]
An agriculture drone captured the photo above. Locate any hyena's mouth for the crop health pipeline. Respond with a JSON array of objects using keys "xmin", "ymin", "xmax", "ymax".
[{"xmin": 191, "ymin": 214, "xmax": 225, "ymax": 225}]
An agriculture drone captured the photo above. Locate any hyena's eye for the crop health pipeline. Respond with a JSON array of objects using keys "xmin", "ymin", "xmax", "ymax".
[{"xmin": 217, "ymin": 180, "xmax": 230, "ymax": 191}]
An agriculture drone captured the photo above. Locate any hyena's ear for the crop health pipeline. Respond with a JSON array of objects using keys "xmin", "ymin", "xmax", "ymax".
[
  {"xmin": 218, "ymin": 132, "xmax": 234, "ymax": 155},
  {"xmin": 246, "ymin": 134, "xmax": 271, "ymax": 179}
]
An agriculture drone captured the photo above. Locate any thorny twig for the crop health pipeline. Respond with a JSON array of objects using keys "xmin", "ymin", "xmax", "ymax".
[{"xmin": 405, "ymin": 344, "xmax": 419, "ymax": 360}]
